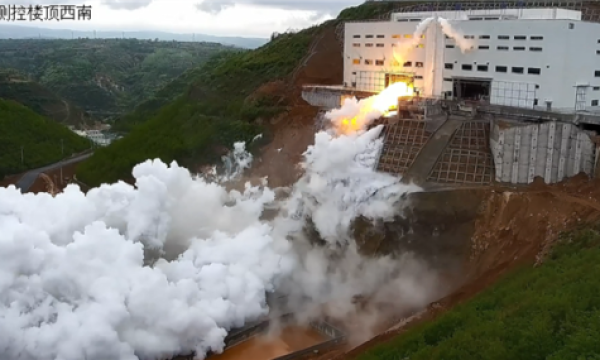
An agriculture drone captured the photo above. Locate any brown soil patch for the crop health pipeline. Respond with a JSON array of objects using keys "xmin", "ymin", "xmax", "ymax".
[
  {"xmin": 237, "ymin": 24, "xmax": 343, "ymax": 189},
  {"xmin": 302, "ymin": 175, "xmax": 600, "ymax": 360},
  {"xmin": 27, "ymin": 161, "xmax": 90, "ymax": 194}
]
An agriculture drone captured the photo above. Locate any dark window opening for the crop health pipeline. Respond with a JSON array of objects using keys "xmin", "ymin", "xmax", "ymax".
[
  {"xmin": 415, "ymin": 75, "xmax": 424, "ymax": 79},
  {"xmin": 376, "ymin": 43, "xmax": 384, "ymax": 47},
  {"xmin": 479, "ymin": 45, "xmax": 490, "ymax": 49},
  {"xmin": 366, "ymin": 35, "xmax": 373, "ymax": 38},
  {"xmin": 479, "ymin": 35, "xmax": 490, "ymax": 39},
  {"xmin": 514, "ymin": 35, "xmax": 526, "ymax": 40},
  {"xmin": 353, "ymin": 35, "xmax": 360, "ymax": 38},
  {"xmin": 416, "ymin": 62, "xmax": 424, "ymax": 67},
  {"xmin": 528, "ymin": 67, "xmax": 541, "ymax": 75},
  {"xmin": 376, "ymin": 34, "xmax": 384, "ymax": 38},
  {"xmin": 592, "ymin": 100, "xmax": 599, "ymax": 106},
  {"xmin": 477, "ymin": 65, "xmax": 488, "ymax": 71},
  {"xmin": 498, "ymin": 35, "xmax": 509, "ymax": 40},
  {"xmin": 375, "ymin": 60, "xmax": 384, "ymax": 66},
  {"xmin": 569, "ymin": 23, "xmax": 574, "ymax": 29},
  {"xmin": 365, "ymin": 43, "xmax": 373, "ymax": 47},
  {"xmin": 534, "ymin": 99, "xmax": 538, "ymax": 106},
  {"xmin": 444, "ymin": 78, "xmax": 452, "ymax": 82},
  {"xmin": 445, "ymin": 63, "xmax": 454, "ymax": 69},
  {"xmin": 464, "ymin": 35, "xmax": 475, "ymax": 39},
  {"xmin": 531, "ymin": 36, "xmax": 543, "ymax": 40},
  {"xmin": 512, "ymin": 67, "xmax": 524, "ymax": 74},
  {"xmin": 462, "ymin": 64, "xmax": 473, "ymax": 71},
  {"xmin": 446, "ymin": 44, "xmax": 455, "ymax": 48},
  {"xmin": 403, "ymin": 61, "xmax": 412, "ymax": 67},
  {"xmin": 514, "ymin": 46, "xmax": 525, "ymax": 51},
  {"xmin": 497, "ymin": 46, "xmax": 509, "ymax": 50},
  {"xmin": 595, "ymin": 70, "xmax": 600, "ymax": 77},
  {"xmin": 496, "ymin": 66, "xmax": 507, "ymax": 73},
  {"xmin": 452, "ymin": 78, "xmax": 491, "ymax": 101},
  {"xmin": 594, "ymin": 87, "xmax": 600, "ymax": 90},
  {"xmin": 530, "ymin": 47, "xmax": 543, "ymax": 52}
]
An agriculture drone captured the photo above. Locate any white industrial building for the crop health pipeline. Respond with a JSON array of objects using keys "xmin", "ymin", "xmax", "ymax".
[{"xmin": 343, "ymin": 7, "xmax": 600, "ymax": 113}]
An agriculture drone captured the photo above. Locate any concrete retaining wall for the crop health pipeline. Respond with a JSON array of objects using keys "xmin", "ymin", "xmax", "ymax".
[
  {"xmin": 490, "ymin": 120, "xmax": 596, "ymax": 184},
  {"xmin": 301, "ymin": 88, "xmax": 342, "ymax": 109}
]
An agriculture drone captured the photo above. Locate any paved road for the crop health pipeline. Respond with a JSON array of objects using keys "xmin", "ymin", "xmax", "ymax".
[{"xmin": 15, "ymin": 153, "xmax": 93, "ymax": 193}]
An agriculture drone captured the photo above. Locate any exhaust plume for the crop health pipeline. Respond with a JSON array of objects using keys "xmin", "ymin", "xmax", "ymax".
[
  {"xmin": 438, "ymin": 17, "xmax": 475, "ymax": 53},
  {"xmin": 1, "ymin": 83, "xmax": 445, "ymax": 359},
  {"xmin": 392, "ymin": 17, "xmax": 435, "ymax": 66}
]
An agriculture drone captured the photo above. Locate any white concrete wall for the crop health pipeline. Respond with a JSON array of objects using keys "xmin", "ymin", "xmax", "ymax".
[
  {"xmin": 301, "ymin": 89, "xmax": 342, "ymax": 109},
  {"xmin": 391, "ymin": 8, "xmax": 582, "ymax": 21},
  {"xmin": 490, "ymin": 121, "xmax": 595, "ymax": 184},
  {"xmin": 344, "ymin": 12, "xmax": 600, "ymax": 112}
]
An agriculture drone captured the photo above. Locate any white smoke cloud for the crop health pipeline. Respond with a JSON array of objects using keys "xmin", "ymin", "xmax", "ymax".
[
  {"xmin": 438, "ymin": 17, "xmax": 475, "ymax": 53},
  {"xmin": 0, "ymin": 157, "xmax": 292, "ymax": 360},
  {"xmin": 1, "ymin": 100, "xmax": 435, "ymax": 359},
  {"xmin": 392, "ymin": 17, "xmax": 435, "ymax": 65}
]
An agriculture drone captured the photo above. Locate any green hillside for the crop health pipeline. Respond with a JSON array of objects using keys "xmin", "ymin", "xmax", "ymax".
[
  {"xmin": 0, "ymin": 69, "xmax": 95, "ymax": 127},
  {"xmin": 0, "ymin": 38, "xmax": 234, "ymax": 119},
  {"xmin": 76, "ymin": 27, "xmax": 320, "ymax": 186},
  {"xmin": 358, "ymin": 225, "xmax": 600, "ymax": 360},
  {"xmin": 75, "ymin": 2, "xmax": 412, "ymax": 186},
  {"xmin": 0, "ymin": 99, "xmax": 90, "ymax": 178}
]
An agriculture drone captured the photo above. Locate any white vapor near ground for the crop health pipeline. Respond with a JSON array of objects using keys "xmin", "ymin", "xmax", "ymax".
[{"xmin": 0, "ymin": 83, "xmax": 434, "ymax": 359}]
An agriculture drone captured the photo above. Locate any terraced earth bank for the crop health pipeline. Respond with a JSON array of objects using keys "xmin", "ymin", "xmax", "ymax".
[{"xmin": 303, "ymin": 174, "xmax": 600, "ymax": 359}]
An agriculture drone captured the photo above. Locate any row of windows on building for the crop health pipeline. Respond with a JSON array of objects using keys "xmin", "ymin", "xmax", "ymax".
[
  {"xmin": 352, "ymin": 59, "xmax": 425, "ymax": 67},
  {"xmin": 444, "ymin": 63, "xmax": 542, "ymax": 75},
  {"xmin": 351, "ymin": 34, "xmax": 546, "ymax": 40},
  {"xmin": 352, "ymin": 43, "xmax": 545, "ymax": 52},
  {"xmin": 459, "ymin": 35, "xmax": 544, "ymax": 40},
  {"xmin": 446, "ymin": 44, "xmax": 543, "ymax": 51},
  {"xmin": 352, "ymin": 34, "xmax": 425, "ymax": 39},
  {"xmin": 352, "ymin": 43, "xmax": 424, "ymax": 48}
]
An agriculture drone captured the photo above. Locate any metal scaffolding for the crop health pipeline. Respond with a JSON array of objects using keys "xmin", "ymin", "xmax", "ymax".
[
  {"xmin": 374, "ymin": 119, "xmax": 433, "ymax": 176},
  {"xmin": 427, "ymin": 120, "xmax": 495, "ymax": 184}
]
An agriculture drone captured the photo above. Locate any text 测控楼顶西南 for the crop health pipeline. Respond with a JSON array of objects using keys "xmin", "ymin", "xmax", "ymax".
[{"xmin": 0, "ymin": 4, "xmax": 91, "ymax": 21}]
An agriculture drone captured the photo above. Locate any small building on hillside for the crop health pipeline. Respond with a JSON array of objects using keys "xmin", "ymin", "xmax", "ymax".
[{"xmin": 72, "ymin": 129, "xmax": 113, "ymax": 146}]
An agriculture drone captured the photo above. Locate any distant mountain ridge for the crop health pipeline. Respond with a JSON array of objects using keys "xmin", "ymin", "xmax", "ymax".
[{"xmin": 0, "ymin": 24, "xmax": 269, "ymax": 49}]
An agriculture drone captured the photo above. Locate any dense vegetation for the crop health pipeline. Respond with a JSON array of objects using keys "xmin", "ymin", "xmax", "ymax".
[
  {"xmin": 76, "ymin": 27, "xmax": 321, "ymax": 186},
  {"xmin": 357, "ymin": 225, "xmax": 600, "ymax": 360},
  {"xmin": 0, "ymin": 69, "xmax": 95, "ymax": 127},
  {"xmin": 0, "ymin": 99, "xmax": 90, "ymax": 178},
  {"xmin": 0, "ymin": 38, "xmax": 234, "ymax": 118},
  {"xmin": 75, "ymin": 1, "xmax": 420, "ymax": 186}
]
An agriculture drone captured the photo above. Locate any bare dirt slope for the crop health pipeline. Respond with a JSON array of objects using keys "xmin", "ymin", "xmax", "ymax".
[
  {"xmin": 330, "ymin": 175, "xmax": 600, "ymax": 359},
  {"xmin": 241, "ymin": 25, "xmax": 343, "ymax": 188}
]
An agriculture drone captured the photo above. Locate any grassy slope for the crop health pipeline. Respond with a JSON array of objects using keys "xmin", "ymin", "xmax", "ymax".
[
  {"xmin": 0, "ymin": 99, "xmax": 90, "ymax": 178},
  {"xmin": 357, "ymin": 225, "xmax": 600, "ymax": 360}
]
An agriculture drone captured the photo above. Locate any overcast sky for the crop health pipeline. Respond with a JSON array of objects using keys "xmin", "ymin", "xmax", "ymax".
[{"xmin": 6, "ymin": 0, "xmax": 362, "ymax": 37}]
